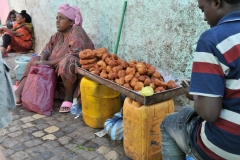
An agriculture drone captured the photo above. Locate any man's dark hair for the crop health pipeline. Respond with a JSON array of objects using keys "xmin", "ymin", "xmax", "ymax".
[
  {"xmin": 224, "ymin": 0, "xmax": 240, "ymax": 4},
  {"xmin": 207, "ymin": 0, "xmax": 240, "ymax": 4}
]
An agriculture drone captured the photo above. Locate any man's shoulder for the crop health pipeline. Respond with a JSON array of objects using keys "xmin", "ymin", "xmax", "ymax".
[
  {"xmin": 199, "ymin": 21, "xmax": 240, "ymax": 44},
  {"xmin": 199, "ymin": 26, "xmax": 222, "ymax": 41}
]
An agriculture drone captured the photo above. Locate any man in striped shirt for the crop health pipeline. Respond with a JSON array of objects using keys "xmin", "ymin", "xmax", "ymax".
[{"xmin": 160, "ymin": 0, "xmax": 240, "ymax": 159}]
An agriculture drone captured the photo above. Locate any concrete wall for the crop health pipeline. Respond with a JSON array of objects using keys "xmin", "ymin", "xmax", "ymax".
[{"xmin": 8, "ymin": 0, "xmax": 209, "ymax": 106}]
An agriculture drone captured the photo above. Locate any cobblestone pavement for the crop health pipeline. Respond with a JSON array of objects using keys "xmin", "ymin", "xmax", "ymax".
[{"xmin": 0, "ymin": 53, "xmax": 130, "ymax": 160}]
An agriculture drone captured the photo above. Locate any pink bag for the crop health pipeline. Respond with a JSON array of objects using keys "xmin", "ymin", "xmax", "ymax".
[{"xmin": 22, "ymin": 65, "xmax": 57, "ymax": 116}]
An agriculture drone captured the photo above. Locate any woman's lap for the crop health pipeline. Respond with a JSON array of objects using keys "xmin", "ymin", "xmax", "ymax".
[
  {"xmin": 55, "ymin": 55, "xmax": 80, "ymax": 83},
  {"xmin": 21, "ymin": 55, "xmax": 80, "ymax": 84}
]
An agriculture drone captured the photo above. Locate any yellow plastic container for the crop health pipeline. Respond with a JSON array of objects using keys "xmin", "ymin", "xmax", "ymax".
[
  {"xmin": 80, "ymin": 77, "xmax": 122, "ymax": 128},
  {"xmin": 123, "ymin": 97, "xmax": 175, "ymax": 160}
]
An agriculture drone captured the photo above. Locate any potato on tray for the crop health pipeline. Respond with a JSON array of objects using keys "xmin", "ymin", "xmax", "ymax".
[{"xmin": 78, "ymin": 48, "xmax": 178, "ymax": 94}]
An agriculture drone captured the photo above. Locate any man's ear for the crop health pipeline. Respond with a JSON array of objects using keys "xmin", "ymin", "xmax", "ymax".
[{"xmin": 212, "ymin": 0, "xmax": 222, "ymax": 8}]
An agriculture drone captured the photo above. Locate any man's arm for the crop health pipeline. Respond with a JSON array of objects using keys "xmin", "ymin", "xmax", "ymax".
[
  {"xmin": 183, "ymin": 87, "xmax": 194, "ymax": 100},
  {"xmin": 183, "ymin": 84, "xmax": 222, "ymax": 123},
  {"xmin": 193, "ymin": 96, "xmax": 222, "ymax": 123}
]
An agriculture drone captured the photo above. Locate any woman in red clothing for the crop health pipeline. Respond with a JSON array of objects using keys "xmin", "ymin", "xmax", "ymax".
[{"xmin": 0, "ymin": 10, "xmax": 35, "ymax": 58}]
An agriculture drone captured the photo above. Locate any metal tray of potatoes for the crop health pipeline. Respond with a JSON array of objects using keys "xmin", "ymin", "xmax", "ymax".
[{"xmin": 77, "ymin": 67, "xmax": 184, "ymax": 105}]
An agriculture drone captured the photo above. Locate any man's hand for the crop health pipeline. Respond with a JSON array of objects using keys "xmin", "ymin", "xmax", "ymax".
[
  {"xmin": 194, "ymin": 96, "xmax": 222, "ymax": 123},
  {"xmin": 181, "ymin": 79, "xmax": 190, "ymax": 88},
  {"xmin": 181, "ymin": 79, "xmax": 194, "ymax": 100}
]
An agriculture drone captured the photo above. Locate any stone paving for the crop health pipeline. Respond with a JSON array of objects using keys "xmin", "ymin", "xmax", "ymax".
[{"xmin": 0, "ymin": 53, "xmax": 130, "ymax": 160}]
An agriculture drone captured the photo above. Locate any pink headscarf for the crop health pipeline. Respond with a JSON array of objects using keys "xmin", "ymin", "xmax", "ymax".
[{"xmin": 58, "ymin": 4, "xmax": 83, "ymax": 26}]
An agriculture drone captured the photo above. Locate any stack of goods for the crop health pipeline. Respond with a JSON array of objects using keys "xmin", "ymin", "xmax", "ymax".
[{"xmin": 79, "ymin": 48, "xmax": 177, "ymax": 93}]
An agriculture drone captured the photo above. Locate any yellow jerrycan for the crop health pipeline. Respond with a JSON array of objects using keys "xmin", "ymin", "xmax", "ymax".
[
  {"xmin": 123, "ymin": 97, "xmax": 175, "ymax": 160},
  {"xmin": 80, "ymin": 77, "xmax": 122, "ymax": 128}
]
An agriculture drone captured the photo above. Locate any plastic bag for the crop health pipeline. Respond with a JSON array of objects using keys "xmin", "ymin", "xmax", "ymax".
[
  {"xmin": 22, "ymin": 65, "xmax": 56, "ymax": 116},
  {"xmin": 70, "ymin": 103, "xmax": 82, "ymax": 119},
  {"xmin": 104, "ymin": 108, "xmax": 123, "ymax": 140},
  {"xmin": 156, "ymin": 67, "xmax": 182, "ymax": 87},
  {"xmin": 186, "ymin": 155, "xmax": 194, "ymax": 160}
]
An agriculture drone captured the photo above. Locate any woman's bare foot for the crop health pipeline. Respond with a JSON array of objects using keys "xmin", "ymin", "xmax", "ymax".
[
  {"xmin": 15, "ymin": 91, "xmax": 22, "ymax": 105},
  {"xmin": 14, "ymin": 78, "xmax": 27, "ymax": 105}
]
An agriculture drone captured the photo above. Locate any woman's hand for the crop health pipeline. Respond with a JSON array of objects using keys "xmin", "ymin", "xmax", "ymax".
[{"xmin": 34, "ymin": 60, "xmax": 51, "ymax": 66}]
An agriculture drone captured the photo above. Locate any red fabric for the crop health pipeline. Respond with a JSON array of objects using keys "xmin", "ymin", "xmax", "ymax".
[
  {"xmin": 224, "ymin": 88, "xmax": 240, "ymax": 98},
  {"xmin": 21, "ymin": 65, "xmax": 56, "ymax": 116},
  {"xmin": 223, "ymin": 44, "xmax": 240, "ymax": 64},
  {"xmin": 214, "ymin": 118, "xmax": 240, "ymax": 135},
  {"xmin": 192, "ymin": 62, "xmax": 224, "ymax": 76},
  {"xmin": 196, "ymin": 123, "xmax": 225, "ymax": 160}
]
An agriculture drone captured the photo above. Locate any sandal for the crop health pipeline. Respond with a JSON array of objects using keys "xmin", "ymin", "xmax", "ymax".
[
  {"xmin": 59, "ymin": 101, "xmax": 72, "ymax": 113},
  {"xmin": 16, "ymin": 103, "xmax": 22, "ymax": 106}
]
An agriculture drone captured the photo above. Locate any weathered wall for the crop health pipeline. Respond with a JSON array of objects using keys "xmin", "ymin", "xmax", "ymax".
[{"xmin": 8, "ymin": 0, "xmax": 209, "ymax": 107}]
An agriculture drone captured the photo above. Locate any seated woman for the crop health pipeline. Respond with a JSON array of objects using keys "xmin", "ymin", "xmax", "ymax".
[
  {"xmin": 15, "ymin": 4, "xmax": 94, "ymax": 113},
  {"xmin": 5, "ymin": 10, "xmax": 17, "ymax": 29},
  {"xmin": 0, "ymin": 10, "xmax": 35, "ymax": 58}
]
